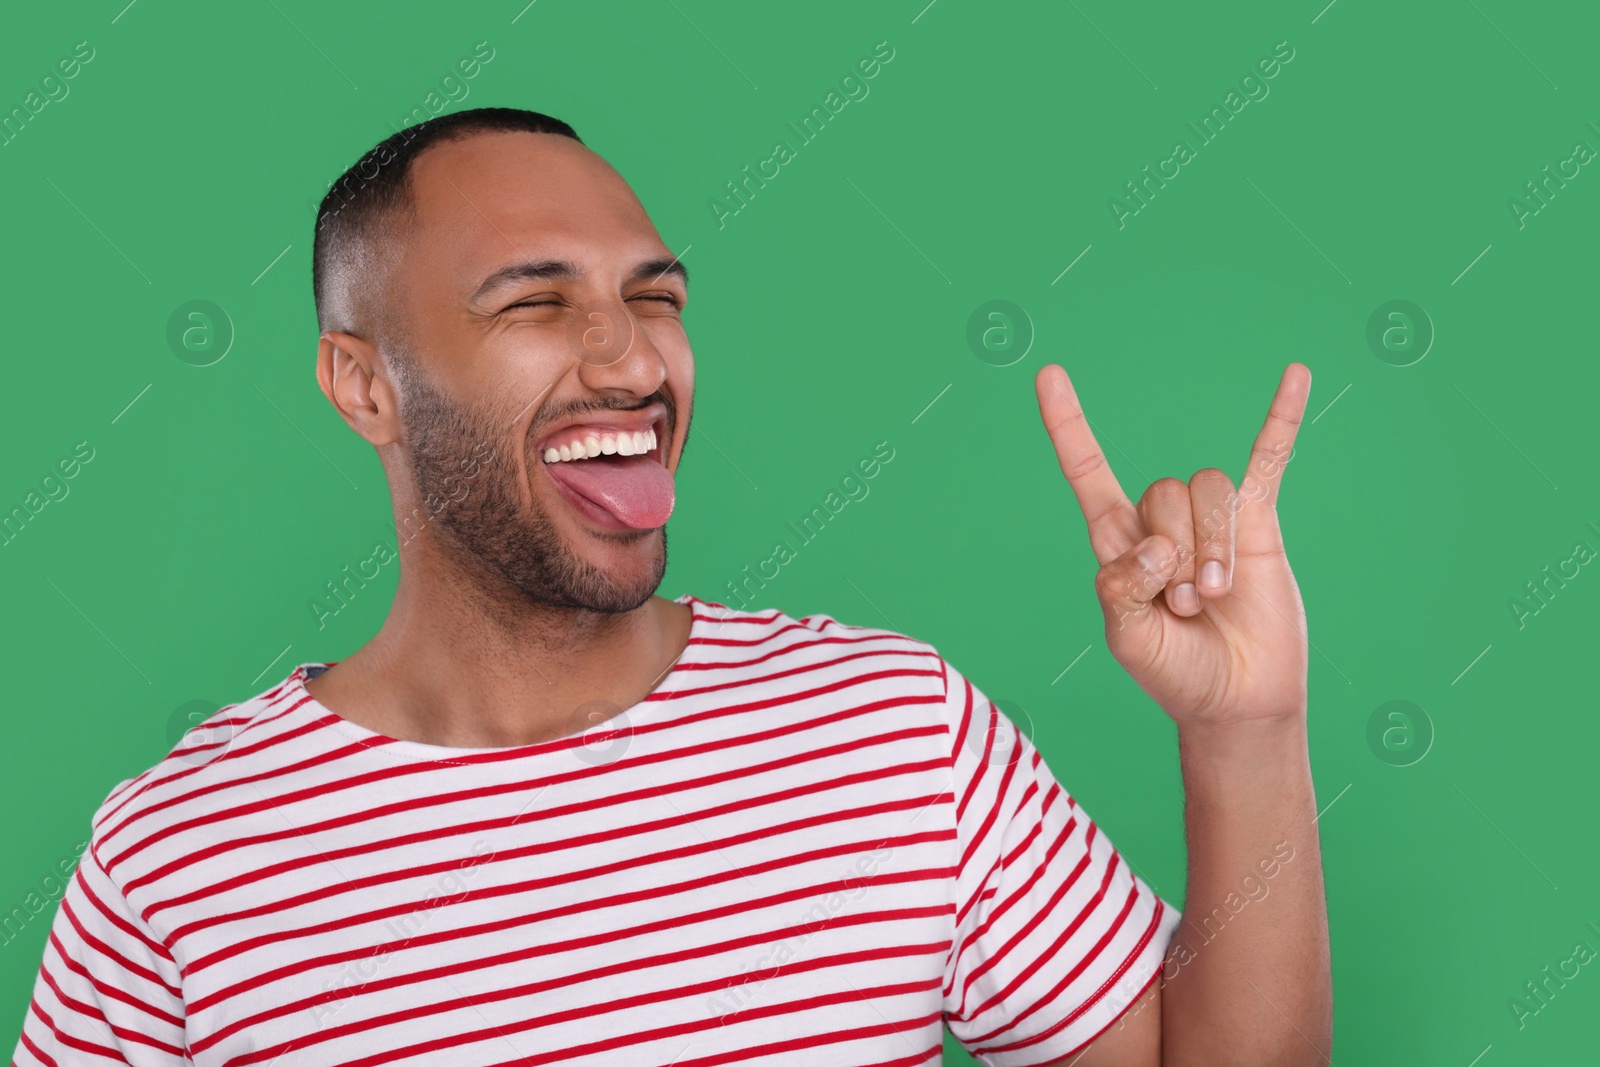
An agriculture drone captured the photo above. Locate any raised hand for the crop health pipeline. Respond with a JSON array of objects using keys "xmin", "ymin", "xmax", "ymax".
[{"xmin": 1034, "ymin": 362, "xmax": 1313, "ymax": 726}]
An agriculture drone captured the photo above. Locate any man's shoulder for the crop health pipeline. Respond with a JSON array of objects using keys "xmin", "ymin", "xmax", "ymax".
[
  {"xmin": 680, "ymin": 593, "xmax": 947, "ymax": 683},
  {"xmin": 85, "ymin": 669, "xmax": 321, "ymax": 853}
]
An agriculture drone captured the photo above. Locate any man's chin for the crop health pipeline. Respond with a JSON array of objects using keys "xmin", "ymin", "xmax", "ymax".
[{"xmin": 547, "ymin": 526, "xmax": 667, "ymax": 614}]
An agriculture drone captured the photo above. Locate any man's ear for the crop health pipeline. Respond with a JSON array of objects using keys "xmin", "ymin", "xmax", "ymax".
[{"xmin": 317, "ymin": 330, "xmax": 400, "ymax": 447}]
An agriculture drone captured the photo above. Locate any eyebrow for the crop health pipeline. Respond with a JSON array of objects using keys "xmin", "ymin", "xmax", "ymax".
[{"xmin": 471, "ymin": 256, "xmax": 689, "ymax": 303}]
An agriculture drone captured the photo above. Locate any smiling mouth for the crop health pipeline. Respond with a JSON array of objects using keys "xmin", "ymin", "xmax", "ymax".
[
  {"xmin": 540, "ymin": 427, "xmax": 658, "ymax": 463},
  {"xmin": 536, "ymin": 418, "xmax": 674, "ymax": 531}
]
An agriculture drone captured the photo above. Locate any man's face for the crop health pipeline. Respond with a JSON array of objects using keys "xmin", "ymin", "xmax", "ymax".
[{"xmin": 382, "ymin": 130, "xmax": 693, "ymax": 614}]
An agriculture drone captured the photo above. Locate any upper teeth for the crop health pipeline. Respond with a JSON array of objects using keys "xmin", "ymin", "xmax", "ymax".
[{"xmin": 543, "ymin": 429, "xmax": 657, "ymax": 463}]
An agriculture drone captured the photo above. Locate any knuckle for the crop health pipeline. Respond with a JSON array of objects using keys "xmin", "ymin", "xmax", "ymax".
[
  {"xmin": 1096, "ymin": 563, "xmax": 1141, "ymax": 603},
  {"xmin": 1062, "ymin": 451, "xmax": 1107, "ymax": 481},
  {"xmin": 1138, "ymin": 479, "xmax": 1178, "ymax": 508},
  {"xmin": 1093, "ymin": 565, "xmax": 1121, "ymax": 600}
]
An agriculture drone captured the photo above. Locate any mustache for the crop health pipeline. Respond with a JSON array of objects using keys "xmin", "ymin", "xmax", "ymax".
[{"xmin": 530, "ymin": 391, "xmax": 676, "ymax": 438}]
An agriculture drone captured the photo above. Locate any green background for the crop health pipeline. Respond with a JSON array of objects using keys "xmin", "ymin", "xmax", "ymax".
[{"xmin": 3, "ymin": 0, "xmax": 1596, "ymax": 1062}]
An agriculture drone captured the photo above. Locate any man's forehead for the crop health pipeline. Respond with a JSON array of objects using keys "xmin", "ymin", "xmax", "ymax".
[
  {"xmin": 400, "ymin": 132, "xmax": 667, "ymax": 278},
  {"xmin": 408, "ymin": 131, "xmax": 641, "ymax": 229}
]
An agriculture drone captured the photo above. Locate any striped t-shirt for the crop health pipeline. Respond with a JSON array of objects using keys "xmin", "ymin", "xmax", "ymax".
[{"xmin": 12, "ymin": 594, "xmax": 1179, "ymax": 1066}]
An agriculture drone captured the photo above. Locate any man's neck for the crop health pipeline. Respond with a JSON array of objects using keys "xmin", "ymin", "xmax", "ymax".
[{"xmin": 302, "ymin": 561, "xmax": 692, "ymax": 750}]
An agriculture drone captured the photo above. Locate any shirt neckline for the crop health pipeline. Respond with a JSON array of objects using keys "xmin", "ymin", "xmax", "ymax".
[{"xmin": 285, "ymin": 593, "xmax": 712, "ymax": 765}]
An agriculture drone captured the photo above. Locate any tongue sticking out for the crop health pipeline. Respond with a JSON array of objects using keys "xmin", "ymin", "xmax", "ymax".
[{"xmin": 543, "ymin": 452, "xmax": 675, "ymax": 529}]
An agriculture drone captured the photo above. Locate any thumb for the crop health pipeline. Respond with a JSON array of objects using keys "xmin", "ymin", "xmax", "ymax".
[{"xmin": 1095, "ymin": 534, "xmax": 1180, "ymax": 644}]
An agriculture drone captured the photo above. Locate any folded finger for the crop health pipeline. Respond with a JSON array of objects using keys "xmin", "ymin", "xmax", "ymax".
[
  {"xmin": 1137, "ymin": 478, "xmax": 1199, "ymax": 617},
  {"xmin": 1189, "ymin": 467, "xmax": 1237, "ymax": 598}
]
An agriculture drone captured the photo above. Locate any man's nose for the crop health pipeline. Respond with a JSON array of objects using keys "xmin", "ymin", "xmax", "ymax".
[{"xmin": 569, "ymin": 300, "xmax": 667, "ymax": 398}]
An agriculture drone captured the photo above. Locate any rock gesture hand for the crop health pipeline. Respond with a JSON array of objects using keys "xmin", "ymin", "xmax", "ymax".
[{"xmin": 1035, "ymin": 363, "xmax": 1313, "ymax": 726}]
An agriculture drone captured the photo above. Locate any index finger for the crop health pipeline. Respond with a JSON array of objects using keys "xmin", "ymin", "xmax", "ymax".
[
  {"xmin": 1035, "ymin": 363, "xmax": 1138, "ymax": 563},
  {"xmin": 1240, "ymin": 361, "xmax": 1312, "ymax": 510}
]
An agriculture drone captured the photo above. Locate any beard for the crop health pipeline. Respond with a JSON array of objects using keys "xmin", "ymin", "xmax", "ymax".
[{"xmin": 394, "ymin": 355, "xmax": 667, "ymax": 615}]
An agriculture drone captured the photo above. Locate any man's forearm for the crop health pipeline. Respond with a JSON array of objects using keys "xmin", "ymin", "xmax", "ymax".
[{"xmin": 1159, "ymin": 716, "xmax": 1332, "ymax": 1067}]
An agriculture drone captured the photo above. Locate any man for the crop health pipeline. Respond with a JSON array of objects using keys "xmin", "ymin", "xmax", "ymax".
[{"xmin": 12, "ymin": 107, "xmax": 1330, "ymax": 1065}]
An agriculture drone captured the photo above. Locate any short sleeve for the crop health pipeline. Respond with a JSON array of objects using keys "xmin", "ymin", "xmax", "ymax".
[
  {"xmin": 937, "ymin": 654, "xmax": 1181, "ymax": 1066},
  {"xmin": 11, "ymin": 812, "xmax": 187, "ymax": 1064}
]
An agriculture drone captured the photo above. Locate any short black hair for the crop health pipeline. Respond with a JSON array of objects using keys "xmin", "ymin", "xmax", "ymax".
[{"xmin": 311, "ymin": 107, "xmax": 583, "ymax": 343}]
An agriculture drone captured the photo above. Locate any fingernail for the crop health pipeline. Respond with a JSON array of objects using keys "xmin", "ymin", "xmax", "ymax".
[
  {"xmin": 1173, "ymin": 583, "xmax": 1199, "ymax": 613},
  {"xmin": 1139, "ymin": 543, "xmax": 1168, "ymax": 574},
  {"xmin": 1200, "ymin": 560, "xmax": 1225, "ymax": 590}
]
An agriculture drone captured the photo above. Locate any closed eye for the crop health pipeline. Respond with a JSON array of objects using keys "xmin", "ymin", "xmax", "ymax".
[{"xmin": 504, "ymin": 295, "xmax": 682, "ymax": 312}]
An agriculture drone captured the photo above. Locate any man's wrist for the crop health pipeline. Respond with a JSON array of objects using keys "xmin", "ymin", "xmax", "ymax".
[{"xmin": 1175, "ymin": 714, "xmax": 1313, "ymax": 801}]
